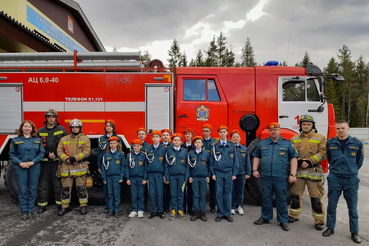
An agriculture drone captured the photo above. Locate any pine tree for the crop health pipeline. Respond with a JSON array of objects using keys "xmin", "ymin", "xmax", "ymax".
[
  {"xmin": 205, "ymin": 36, "xmax": 218, "ymax": 67},
  {"xmin": 195, "ymin": 50, "xmax": 204, "ymax": 67},
  {"xmin": 189, "ymin": 58, "xmax": 196, "ymax": 67},
  {"xmin": 354, "ymin": 56, "xmax": 369, "ymax": 126},
  {"xmin": 241, "ymin": 38, "xmax": 256, "ymax": 67},
  {"xmin": 179, "ymin": 52, "xmax": 188, "ymax": 67},
  {"xmin": 324, "ymin": 57, "xmax": 341, "ymax": 119},
  {"xmin": 217, "ymin": 31, "xmax": 227, "ymax": 67},
  {"xmin": 224, "ymin": 47, "xmax": 235, "ymax": 67},
  {"xmin": 299, "ymin": 51, "xmax": 311, "ymax": 67},
  {"xmin": 140, "ymin": 50, "xmax": 152, "ymax": 68},
  {"xmin": 167, "ymin": 39, "xmax": 181, "ymax": 68}
]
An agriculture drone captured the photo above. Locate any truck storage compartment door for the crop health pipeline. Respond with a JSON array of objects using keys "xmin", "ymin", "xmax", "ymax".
[
  {"xmin": 146, "ymin": 85, "xmax": 172, "ymax": 131},
  {"xmin": 278, "ymin": 77, "xmax": 328, "ymax": 137},
  {"xmin": 0, "ymin": 84, "xmax": 22, "ymax": 133}
]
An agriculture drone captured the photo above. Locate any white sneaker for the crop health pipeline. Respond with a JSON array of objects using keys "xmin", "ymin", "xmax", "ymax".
[
  {"xmin": 128, "ymin": 211, "xmax": 137, "ymax": 218},
  {"xmin": 237, "ymin": 206, "xmax": 244, "ymax": 215},
  {"xmin": 231, "ymin": 209, "xmax": 235, "ymax": 215},
  {"xmin": 138, "ymin": 211, "xmax": 144, "ymax": 218}
]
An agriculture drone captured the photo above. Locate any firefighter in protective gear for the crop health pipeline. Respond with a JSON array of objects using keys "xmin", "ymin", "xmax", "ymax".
[
  {"xmin": 288, "ymin": 115, "xmax": 327, "ymax": 230},
  {"xmin": 57, "ymin": 118, "xmax": 91, "ymax": 216},
  {"xmin": 37, "ymin": 109, "xmax": 68, "ymax": 214}
]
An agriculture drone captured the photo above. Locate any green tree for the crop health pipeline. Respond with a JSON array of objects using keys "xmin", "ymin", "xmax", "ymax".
[
  {"xmin": 224, "ymin": 47, "xmax": 235, "ymax": 67},
  {"xmin": 298, "ymin": 51, "xmax": 311, "ymax": 67},
  {"xmin": 167, "ymin": 39, "xmax": 181, "ymax": 69},
  {"xmin": 217, "ymin": 31, "xmax": 227, "ymax": 67},
  {"xmin": 241, "ymin": 38, "xmax": 256, "ymax": 67},
  {"xmin": 140, "ymin": 50, "xmax": 151, "ymax": 68},
  {"xmin": 354, "ymin": 56, "xmax": 369, "ymax": 126},
  {"xmin": 205, "ymin": 36, "xmax": 218, "ymax": 67},
  {"xmin": 179, "ymin": 52, "xmax": 188, "ymax": 67},
  {"xmin": 279, "ymin": 61, "xmax": 288, "ymax": 66},
  {"xmin": 194, "ymin": 49, "xmax": 204, "ymax": 67},
  {"xmin": 324, "ymin": 57, "xmax": 341, "ymax": 119},
  {"xmin": 189, "ymin": 58, "xmax": 196, "ymax": 67}
]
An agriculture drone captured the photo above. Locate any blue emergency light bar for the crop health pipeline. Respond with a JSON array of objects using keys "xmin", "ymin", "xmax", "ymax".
[{"xmin": 264, "ymin": 61, "xmax": 279, "ymax": 66}]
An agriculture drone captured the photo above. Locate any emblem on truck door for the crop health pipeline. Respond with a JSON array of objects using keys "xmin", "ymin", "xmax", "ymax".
[{"xmin": 196, "ymin": 105, "xmax": 210, "ymax": 122}]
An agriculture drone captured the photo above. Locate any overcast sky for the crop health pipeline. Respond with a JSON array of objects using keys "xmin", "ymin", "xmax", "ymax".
[{"xmin": 75, "ymin": 0, "xmax": 369, "ymax": 69}]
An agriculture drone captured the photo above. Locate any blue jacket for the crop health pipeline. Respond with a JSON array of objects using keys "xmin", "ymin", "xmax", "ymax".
[
  {"xmin": 210, "ymin": 140, "xmax": 239, "ymax": 176},
  {"xmin": 188, "ymin": 149, "xmax": 212, "ymax": 178},
  {"xmin": 97, "ymin": 134, "xmax": 123, "ymax": 170},
  {"xmin": 9, "ymin": 136, "xmax": 45, "ymax": 165},
  {"xmin": 253, "ymin": 137, "xmax": 298, "ymax": 178},
  {"xmin": 165, "ymin": 147, "xmax": 190, "ymax": 181},
  {"xmin": 326, "ymin": 136, "xmax": 364, "ymax": 177},
  {"xmin": 203, "ymin": 137, "xmax": 217, "ymax": 151},
  {"xmin": 101, "ymin": 150, "xmax": 125, "ymax": 182},
  {"xmin": 145, "ymin": 144, "xmax": 168, "ymax": 175},
  {"xmin": 235, "ymin": 143, "xmax": 251, "ymax": 176},
  {"xmin": 125, "ymin": 151, "xmax": 148, "ymax": 180},
  {"xmin": 182, "ymin": 142, "xmax": 195, "ymax": 152}
]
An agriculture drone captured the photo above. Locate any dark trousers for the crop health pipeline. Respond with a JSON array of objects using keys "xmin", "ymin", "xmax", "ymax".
[
  {"xmin": 14, "ymin": 163, "xmax": 41, "ymax": 213},
  {"xmin": 326, "ymin": 175, "xmax": 359, "ymax": 233},
  {"xmin": 192, "ymin": 177, "xmax": 207, "ymax": 212},
  {"xmin": 37, "ymin": 160, "xmax": 62, "ymax": 207},
  {"xmin": 261, "ymin": 176, "xmax": 288, "ymax": 223},
  {"xmin": 148, "ymin": 173, "xmax": 164, "ymax": 213},
  {"xmin": 215, "ymin": 170, "xmax": 233, "ymax": 217},
  {"xmin": 163, "ymin": 183, "xmax": 171, "ymax": 210},
  {"xmin": 107, "ymin": 175, "xmax": 121, "ymax": 213},
  {"xmin": 232, "ymin": 174, "xmax": 245, "ymax": 209},
  {"xmin": 183, "ymin": 182, "xmax": 193, "ymax": 213},
  {"xmin": 169, "ymin": 175, "xmax": 185, "ymax": 211},
  {"xmin": 130, "ymin": 176, "xmax": 145, "ymax": 212}
]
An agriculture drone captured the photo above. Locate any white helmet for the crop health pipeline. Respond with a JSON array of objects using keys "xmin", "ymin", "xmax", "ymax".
[{"xmin": 69, "ymin": 118, "xmax": 83, "ymax": 129}]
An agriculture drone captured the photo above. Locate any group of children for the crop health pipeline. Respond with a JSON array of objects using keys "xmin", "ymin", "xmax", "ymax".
[{"xmin": 98, "ymin": 120, "xmax": 251, "ymax": 222}]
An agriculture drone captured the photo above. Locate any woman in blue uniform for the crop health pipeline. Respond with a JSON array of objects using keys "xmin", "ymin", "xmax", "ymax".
[
  {"xmin": 101, "ymin": 136, "xmax": 125, "ymax": 218},
  {"xmin": 98, "ymin": 119, "xmax": 123, "ymax": 213},
  {"xmin": 9, "ymin": 120, "xmax": 45, "ymax": 220}
]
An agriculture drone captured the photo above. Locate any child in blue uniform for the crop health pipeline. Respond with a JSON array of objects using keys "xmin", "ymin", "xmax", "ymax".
[
  {"xmin": 146, "ymin": 130, "xmax": 168, "ymax": 219},
  {"xmin": 98, "ymin": 119, "xmax": 123, "ymax": 213},
  {"xmin": 188, "ymin": 136, "xmax": 212, "ymax": 222},
  {"xmin": 211, "ymin": 125, "xmax": 239, "ymax": 223},
  {"xmin": 126, "ymin": 139, "xmax": 147, "ymax": 218},
  {"xmin": 182, "ymin": 128, "xmax": 195, "ymax": 215},
  {"xmin": 230, "ymin": 129, "xmax": 251, "ymax": 215},
  {"xmin": 131, "ymin": 127, "xmax": 150, "ymax": 151},
  {"xmin": 161, "ymin": 128, "xmax": 173, "ymax": 213},
  {"xmin": 166, "ymin": 133, "xmax": 189, "ymax": 220},
  {"xmin": 101, "ymin": 136, "xmax": 125, "ymax": 218}
]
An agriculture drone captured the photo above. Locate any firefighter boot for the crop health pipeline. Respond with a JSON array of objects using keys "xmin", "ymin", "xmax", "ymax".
[
  {"xmin": 58, "ymin": 207, "xmax": 68, "ymax": 216},
  {"xmin": 37, "ymin": 206, "xmax": 46, "ymax": 214},
  {"xmin": 80, "ymin": 206, "xmax": 87, "ymax": 215}
]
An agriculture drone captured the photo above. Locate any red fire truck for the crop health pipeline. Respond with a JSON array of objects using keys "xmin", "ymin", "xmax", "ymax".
[{"xmin": 0, "ymin": 51, "xmax": 343, "ymax": 204}]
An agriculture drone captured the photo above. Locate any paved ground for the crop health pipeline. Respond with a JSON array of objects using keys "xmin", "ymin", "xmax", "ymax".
[{"xmin": 1, "ymin": 146, "xmax": 369, "ymax": 246}]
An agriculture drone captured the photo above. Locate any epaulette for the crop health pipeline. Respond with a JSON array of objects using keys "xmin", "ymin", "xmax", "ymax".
[
  {"xmin": 188, "ymin": 150, "xmax": 194, "ymax": 154},
  {"xmin": 161, "ymin": 144, "xmax": 168, "ymax": 148},
  {"xmin": 140, "ymin": 150, "xmax": 146, "ymax": 154},
  {"xmin": 228, "ymin": 140, "xmax": 234, "ymax": 143},
  {"xmin": 204, "ymin": 149, "xmax": 211, "ymax": 153},
  {"xmin": 327, "ymin": 137, "xmax": 335, "ymax": 143},
  {"xmin": 212, "ymin": 141, "xmax": 218, "ymax": 146}
]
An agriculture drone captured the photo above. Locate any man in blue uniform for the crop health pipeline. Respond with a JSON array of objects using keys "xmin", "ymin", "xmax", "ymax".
[
  {"xmin": 210, "ymin": 125, "xmax": 239, "ymax": 222},
  {"xmin": 322, "ymin": 120, "xmax": 364, "ymax": 244},
  {"xmin": 202, "ymin": 124, "xmax": 217, "ymax": 213},
  {"xmin": 253, "ymin": 122, "xmax": 298, "ymax": 231}
]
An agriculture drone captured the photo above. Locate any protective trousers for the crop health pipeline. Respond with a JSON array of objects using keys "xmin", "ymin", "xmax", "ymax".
[
  {"xmin": 14, "ymin": 163, "xmax": 41, "ymax": 213},
  {"xmin": 107, "ymin": 175, "xmax": 121, "ymax": 213},
  {"xmin": 261, "ymin": 176, "xmax": 288, "ymax": 223},
  {"xmin": 61, "ymin": 175, "xmax": 88, "ymax": 208},
  {"xmin": 130, "ymin": 176, "xmax": 145, "ymax": 212},
  {"xmin": 232, "ymin": 174, "xmax": 245, "ymax": 209},
  {"xmin": 215, "ymin": 170, "xmax": 232, "ymax": 217},
  {"xmin": 37, "ymin": 160, "xmax": 62, "ymax": 207},
  {"xmin": 289, "ymin": 178, "xmax": 325, "ymax": 224},
  {"xmin": 192, "ymin": 177, "xmax": 207, "ymax": 212},
  {"xmin": 148, "ymin": 173, "xmax": 164, "ymax": 213},
  {"xmin": 326, "ymin": 175, "xmax": 359, "ymax": 233},
  {"xmin": 169, "ymin": 175, "xmax": 185, "ymax": 212}
]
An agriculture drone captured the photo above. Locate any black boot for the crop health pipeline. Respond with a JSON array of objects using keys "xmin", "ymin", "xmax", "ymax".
[
  {"xmin": 57, "ymin": 205, "xmax": 62, "ymax": 212},
  {"xmin": 322, "ymin": 228, "xmax": 334, "ymax": 237},
  {"xmin": 190, "ymin": 211, "xmax": 198, "ymax": 221},
  {"xmin": 200, "ymin": 211, "xmax": 207, "ymax": 222},
  {"xmin": 351, "ymin": 233, "xmax": 361, "ymax": 244},
  {"xmin": 21, "ymin": 212, "xmax": 28, "ymax": 220},
  {"xmin": 58, "ymin": 207, "xmax": 67, "ymax": 216},
  {"xmin": 253, "ymin": 217, "xmax": 269, "ymax": 225},
  {"xmin": 37, "ymin": 206, "xmax": 46, "ymax": 214},
  {"xmin": 80, "ymin": 206, "xmax": 87, "ymax": 215}
]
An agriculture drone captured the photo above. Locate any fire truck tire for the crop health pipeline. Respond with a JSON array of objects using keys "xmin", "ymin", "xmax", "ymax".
[
  {"xmin": 246, "ymin": 137, "xmax": 292, "ymax": 206},
  {"xmin": 4, "ymin": 161, "xmax": 19, "ymax": 201}
]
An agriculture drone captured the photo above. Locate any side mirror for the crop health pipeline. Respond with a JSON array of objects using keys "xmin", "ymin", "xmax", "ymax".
[{"xmin": 329, "ymin": 73, "xmax": 345, "ymax": 82}]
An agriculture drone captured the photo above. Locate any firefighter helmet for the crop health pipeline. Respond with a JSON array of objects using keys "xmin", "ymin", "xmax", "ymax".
[
  {"xmin": 45, "ymin": 109, "xmax": 58, "ymax": 118},
  {"xmin": 300, "ymin": 114, "xmax": 315, "ymax": 123},
  {"xmin": 299, "ymin": 114, "xmax": 317, "ymax": 132},
  {"xmin": 69, "ymin": 118, "xmax": 83, "ymax": 129}
]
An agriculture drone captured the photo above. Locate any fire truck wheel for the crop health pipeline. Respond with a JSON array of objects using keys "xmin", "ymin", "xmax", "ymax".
[
  {"xmin": 246, "ymin": 137, "xmax": 292, "ymax": 206},
  {"xmin": 4, "ymin": 161, "xmax": 19, "ymax": 201}
]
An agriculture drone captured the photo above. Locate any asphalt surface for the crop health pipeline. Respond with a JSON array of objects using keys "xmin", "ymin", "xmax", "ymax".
[{"xmin": 1, "ymin": 146, "xmax": 369, "ymax": 246}]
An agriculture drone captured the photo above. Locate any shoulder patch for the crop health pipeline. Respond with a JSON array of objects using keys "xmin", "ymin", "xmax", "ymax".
[
  {"xmin": 212, "ymin": 141, "xmax": 218, "ymax": 146},
  {"xmin": 204, "ymin": 149, "xmax": 211, "ymax": 153},
  {"xmin": 161, "ymin": 144, "xmax": 168, "ymax": 148}
]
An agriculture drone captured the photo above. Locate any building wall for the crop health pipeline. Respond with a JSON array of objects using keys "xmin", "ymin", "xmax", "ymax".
[{"xmin": 0, "ymin": 0, "xmax": 96, "ymax": 52}]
